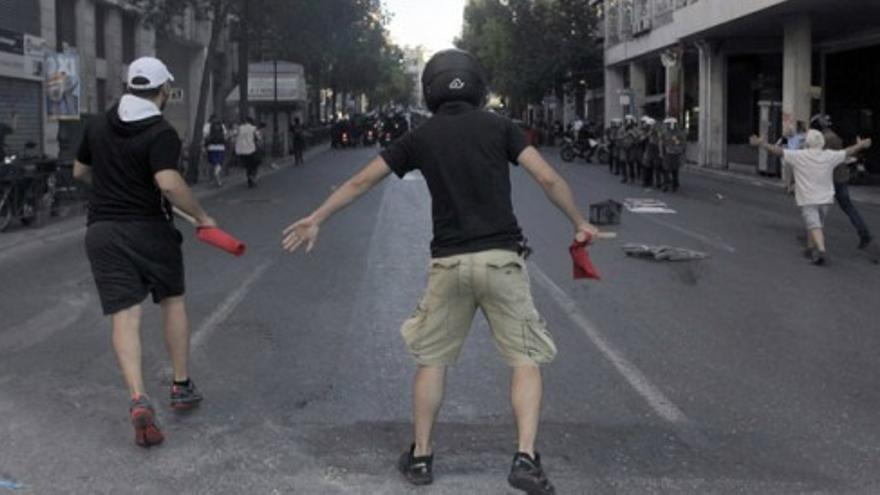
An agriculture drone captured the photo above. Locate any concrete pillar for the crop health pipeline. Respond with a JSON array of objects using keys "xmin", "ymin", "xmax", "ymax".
[
  {"xmin": 782, "ymin": 14, "xmax": 811, "ymax": 136},
  {"xmin": 40, "ymin": 0, "xmax": 58, "ymax": 157},
  {"xmin": 697, "ymin": 40, "xmax": 727, "ymax": 168},
  {"xmin": 105, "ymin": 8, "xmax": 124, "ymax": 101},
  {"xmin": 629, "ymin": 61, "xmax": 647, "ymax": 118},
  {"xmin": 74, "ymin": 0, "xmax": 97, "ymax": 114},
  {"xmin": 604, "ymin": 66, "xmax": 625, "ymax": 124},
  {"xmin": 662, "ymin": 49, "xmax": 683, "ymax": 119}
]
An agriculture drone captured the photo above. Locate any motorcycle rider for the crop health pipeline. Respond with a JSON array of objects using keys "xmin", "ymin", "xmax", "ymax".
[
  {"xmin": 660, "ymin": 117, "xmax": 686, "ymax": 192},
  {"xmin": 811, "ymin": 114, "xmax": 873, "ymax": 249}
]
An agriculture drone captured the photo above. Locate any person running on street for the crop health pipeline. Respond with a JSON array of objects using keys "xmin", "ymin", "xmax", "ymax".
[
  {"xmin": 281, "ymin": 49, "xmax": 600, "ymax": 495},
  {"xmin": 235, "ymin": 117, "xmax": 261, "ymax": 188},
  {"xmin": 811, "ymin": 114, "xmax": 873, "ymax": 249},
  {"xmin": 204, "ymin": 114, "xmax": 227, "ymax": 187},
  {"xmin": 750, "ymin": 130, "xmax": 872, "ymax": 265},
  {"xmin": 73, "ymin": 57, "xmax": 215, "ymax": 447}
]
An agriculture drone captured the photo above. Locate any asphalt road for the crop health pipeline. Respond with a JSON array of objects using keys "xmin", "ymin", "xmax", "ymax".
[{"xmin": 1, "ymin": 146, "xmax": 879, "ymax": 495}]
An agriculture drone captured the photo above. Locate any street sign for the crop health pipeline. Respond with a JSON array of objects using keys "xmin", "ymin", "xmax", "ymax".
[{"xmin": 169, "ymin": 87, "xmax": 184, "ymax": 103}]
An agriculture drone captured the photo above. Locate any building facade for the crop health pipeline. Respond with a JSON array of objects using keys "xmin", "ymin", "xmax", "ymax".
[
  {"xmin": 0, "ymin": 0, "xmax": 225, "ymax": 161},
  {"xmin": 604, "ymin": 0, "xmax": 880, "ymax": 174}
]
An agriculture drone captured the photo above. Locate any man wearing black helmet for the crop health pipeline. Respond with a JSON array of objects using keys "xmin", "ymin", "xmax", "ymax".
[{"xmin": 282, "ymin": 49, "xmax": 599, "ymax": 495}]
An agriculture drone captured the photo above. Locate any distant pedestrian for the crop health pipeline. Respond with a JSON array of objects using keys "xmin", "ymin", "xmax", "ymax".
[
  {"xmin": 290, "ymin": 117, "xmax": 305, "ymax": 166},
  {"xmin": 750, "ymin": 130, "xmax": 872, "ymax": 265},
  {"xmin": 643, "ymin": 118, "xmax": 662, "ymax": 188},
  {"xmin": 607, "ymin": 118, "xmax": 622, "ymax": 175},
  {"xmin": 811, "ymin": 114, "xmax": 873, "ymax": 249},
  {"xmin": 204, "ymin": 114, "xmax": 227, "ymax": 187},
  {"xmin": 73, "ymin": 57, "xmax": 215, "ymax": 447},
  {"xmin": 282, "ymin": 49, "xmax": 603, "ymax": 495},
  {"xmin": 235, "ymin": 117, "xmax": 261, "ymax": 188}
]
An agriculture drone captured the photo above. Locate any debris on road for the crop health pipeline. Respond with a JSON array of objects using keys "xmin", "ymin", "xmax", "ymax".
[
  {"xmin": 0, "ymin": 479, "xmax": 23, "ymax": 490},
  {"xmin": 623, "ymin": 198, "xmax": 677, "ymax": 214},
  {"xmin": 623, "ymin": 243, "xmax": 709, "ymax": 262}
]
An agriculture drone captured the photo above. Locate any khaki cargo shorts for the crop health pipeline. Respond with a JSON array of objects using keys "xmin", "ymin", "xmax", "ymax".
[{"xmin": 400, "ymin": 249, "xmax": 557, "ymax": 367}]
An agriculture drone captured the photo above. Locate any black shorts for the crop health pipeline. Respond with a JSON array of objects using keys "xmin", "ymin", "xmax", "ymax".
[{"xmin": 85, "ymin": 221, "xmax": 185, "ymax": 315}]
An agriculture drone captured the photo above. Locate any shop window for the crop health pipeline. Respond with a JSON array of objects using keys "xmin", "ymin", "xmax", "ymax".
[
  {"xmin": 122, "ymin": 14, "xmax": 136, "ymax": 63},
  {"xmin": 95, "ymin": 4, "xmax": 106, "ymax": 59},
  {"xmin": 55, "ymin": 0, "xmax": 76, "ymax": 50}
]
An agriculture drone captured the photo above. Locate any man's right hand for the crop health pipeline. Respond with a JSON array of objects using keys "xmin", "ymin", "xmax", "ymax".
[
  {"xmin": 576, "ymin": 222, "xmax": 600, "ymax": 243},
  {"xmin": 196, "ymin": 215, "xmax": 218, "ymax": 229},
  {"xmin": 282, "ymin": 216, "xmax": 320, "ymax": 253}
]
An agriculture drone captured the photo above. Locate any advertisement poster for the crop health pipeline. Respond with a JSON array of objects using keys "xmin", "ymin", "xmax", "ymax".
[{"xmin": 45, "ymin": 51, "xmax": 81, "ymax": 121}]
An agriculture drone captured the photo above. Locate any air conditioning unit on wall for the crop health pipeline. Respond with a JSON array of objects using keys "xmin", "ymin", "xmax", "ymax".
[{"xmin": 632, "ymin": 17, "xmax": 652, "ymax": 36}]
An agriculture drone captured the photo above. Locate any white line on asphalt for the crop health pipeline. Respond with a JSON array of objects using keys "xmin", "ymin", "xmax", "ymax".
[
  {"xmin": 530, "ymin": 265, "xmax": 689, "ymax": 424},
  {"xmin": 637, "ymin": 214, "xmax": 737, "ymax": 253},
  {"xmin": 0, "ymin": 292, "xmax": 91, "ymax": 352},
  {"xmin": 191, "ymin": 260, "xmax": 273, "ymax": 352}
]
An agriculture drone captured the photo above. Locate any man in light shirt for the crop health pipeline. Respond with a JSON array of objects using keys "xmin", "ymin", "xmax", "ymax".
[
  {"xmin": 750, "ymin": 130, "xmax": 872, "ymax": 265},
  {"xmin": 235, "ymin": 117, "xmax": 261, "ymax": 188}
]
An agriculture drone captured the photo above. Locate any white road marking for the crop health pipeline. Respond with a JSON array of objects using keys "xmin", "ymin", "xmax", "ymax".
[
  {"xmin": 0, "ymin": 292, "xmax": 91, "ymax": 352},
  {"xmin": 530, "ymin": 265, "xmax": 689, "ymax": 424},
  {"xmin": 637, "ymin": 213, "xmax": 737, "ymax": 254},
  {"xmin": 190, "ymin": 260, "xmax": 273, "ymax": 352}
]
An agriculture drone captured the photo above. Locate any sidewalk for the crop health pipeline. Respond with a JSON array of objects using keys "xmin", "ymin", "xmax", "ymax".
[
  {"xmin": 0, "ymin": 144, "xmax": 329, "ymax": 261},
  {"xmin": 683, "ymin": 164, "xmax": 880, "ymax": 206}
]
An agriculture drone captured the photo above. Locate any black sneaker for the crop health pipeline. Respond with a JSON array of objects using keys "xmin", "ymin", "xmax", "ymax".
[
  {"xmin": 810, "ymin": 250, "xmax": 829, "ymax": 266},
  {"xmin": 508, "ymin": 452, "xmax": 555, "ymax": 495},
  {"xmin": 859, "ymin": 235, "xmax": 873, "ymax": 250},
  {"xmin": 170, "ymin": 379, "xmax": 203, "ymax": 410},
  {"xmin": 398, "ymin": 444, "xmax": 433, "ymax": 486}
]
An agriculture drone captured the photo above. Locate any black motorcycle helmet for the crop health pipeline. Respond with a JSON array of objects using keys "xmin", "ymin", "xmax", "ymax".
[{"xmin": 421, "ymin": 49, "xmax": 488, "ymax": 113}]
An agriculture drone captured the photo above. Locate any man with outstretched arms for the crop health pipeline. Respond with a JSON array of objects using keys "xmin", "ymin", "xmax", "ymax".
[{"xmin": 281, "ymin": 49, "xmax": 600, "ymax": 494}]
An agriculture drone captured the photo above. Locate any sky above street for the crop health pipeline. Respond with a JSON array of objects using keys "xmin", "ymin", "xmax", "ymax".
[{"xmin": 384, "ymin": 0, "xmax": 467, "ymax": 55}]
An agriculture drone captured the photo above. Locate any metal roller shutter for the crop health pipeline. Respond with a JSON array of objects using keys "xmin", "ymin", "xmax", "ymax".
[{"xmin": 0, "ymin": 77, "xmax": 43, "ymax": 155}]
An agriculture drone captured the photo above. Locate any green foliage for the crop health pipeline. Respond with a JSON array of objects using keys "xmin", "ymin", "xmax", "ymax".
[{"xmin": 457, "ymin": 0, "xmax": 603, "ymax": 109}]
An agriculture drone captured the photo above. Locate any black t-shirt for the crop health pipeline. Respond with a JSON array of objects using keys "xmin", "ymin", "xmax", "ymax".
[
  {"xmin": 77, "ymin": 106, "xmax": 181, "ymax": 225},
  {"xmin": 380, "ymin": 102, "xmax": 528, "ymax": 258}
]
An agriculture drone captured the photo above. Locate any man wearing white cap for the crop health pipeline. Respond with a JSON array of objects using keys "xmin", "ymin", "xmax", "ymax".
[{"xmin": 74, "ymin": 57, "xmax": 217, "ymax": 447}]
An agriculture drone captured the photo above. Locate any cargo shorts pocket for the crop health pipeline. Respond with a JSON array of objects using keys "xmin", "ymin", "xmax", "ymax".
[
  {"xmin": 428, "ymin": 258, "xmax": 462, "ymax": 298},
  {"xmin": 486, "ymin": 254, "xmax": 529, "ymax": 306},
  {"xmin": 520, "ymin": 316, "xmax": 557, "ymax": 365},
  {"xmin": 401, "ymin": 303, "xmax": 428, "ymax": 354}
]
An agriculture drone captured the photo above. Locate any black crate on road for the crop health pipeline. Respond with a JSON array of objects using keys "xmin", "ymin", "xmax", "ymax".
[{"xmin": 589, "ymin": 200, "xmax": 622, "ymax": 225}]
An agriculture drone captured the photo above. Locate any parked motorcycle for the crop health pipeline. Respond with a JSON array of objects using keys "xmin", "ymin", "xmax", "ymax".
[
  {"xmin": 0, "ymin": 154, "xmax": 58, "ymax": 232},
  {"xmin": 560, "ymin": 137, "xmax": 609, "ymax": 164}
]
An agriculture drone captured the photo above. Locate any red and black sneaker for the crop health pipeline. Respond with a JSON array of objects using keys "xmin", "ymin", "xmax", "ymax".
[
  {"xmin": 129, "ymin": 396, "xmax": 164, "ymax": 448},
  {"xmin": 170, "ymin": 379, "xmax": 203, "ymax": 411}
]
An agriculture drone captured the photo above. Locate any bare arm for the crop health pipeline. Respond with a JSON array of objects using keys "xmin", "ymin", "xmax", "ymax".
[
  {"xmin": 153, "ymin": 169, "xmax": 215, "ymax": 227},
  {"xmin": 749, "ymin": 135, "xmax": 785, "ymax": 157},
  {"xmin": 282, "ymin": 156, "xmax": 393, "ymax": 252},
  {"xmin": 73, "ymin": 160, "xmax": 92, "ymax": 185},
  {"xmin": 517, "ymin": 146, "xmax": 597, "ymax": 238},
  {"xmin": 845, "ymin": 137, "xmax": 872, "ymax": 157}
]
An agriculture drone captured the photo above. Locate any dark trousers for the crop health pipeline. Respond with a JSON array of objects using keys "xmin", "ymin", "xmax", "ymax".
[
  {"xmin": 239, "ymin": 153, "xmax": 259, "ymax": 182},
  {"xmin": 834, "ymin": 181, "xmax": 871, "ymax": 238}
]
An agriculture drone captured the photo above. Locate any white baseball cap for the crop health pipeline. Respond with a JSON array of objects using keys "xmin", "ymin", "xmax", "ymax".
[{"xmin": 127, "ymin": 57, "xmax": 174, "ymax": 90}]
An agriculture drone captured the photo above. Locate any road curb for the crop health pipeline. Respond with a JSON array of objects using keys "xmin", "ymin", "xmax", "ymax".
[{"xmin": 683, "ymin": 164, "xmax": 880, "ymax": 206}]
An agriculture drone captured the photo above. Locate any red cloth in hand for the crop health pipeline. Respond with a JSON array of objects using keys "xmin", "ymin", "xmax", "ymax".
[
  {"xmin": 570, "ymin": 235, "xmax": 601, "ymax": 280},
  {"xmin": 197, "ymin": 227, "xmax": 246, "ymax": 257}
]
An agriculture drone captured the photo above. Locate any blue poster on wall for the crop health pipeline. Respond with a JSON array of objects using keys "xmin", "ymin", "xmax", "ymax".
[{"xmin": 45, "ymin": 51, "xmax": 81, "ymax": 121}]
